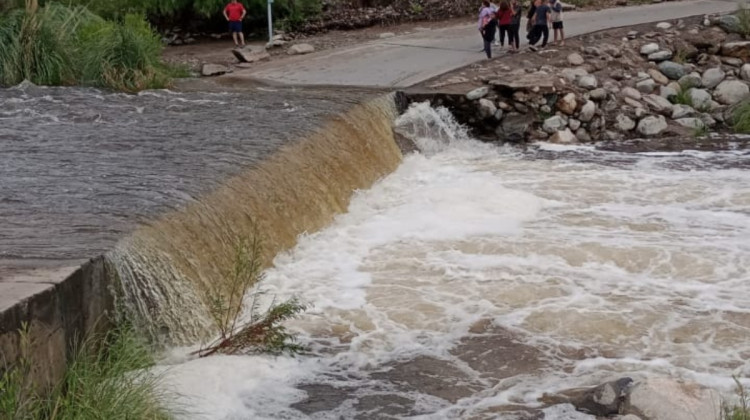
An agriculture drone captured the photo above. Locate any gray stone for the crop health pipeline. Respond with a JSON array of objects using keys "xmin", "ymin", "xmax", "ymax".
[
  {"xmin": 494, "ymin": 109, "xmax": 504, "ymax": 120},
  {"xmin": 232, "ymin": 46, "xmax": 271, "ymax": 63},
  {"xmin": 701, "ymin": 67, "xmax": 726, "ymax": 89},
  {"xmin": 699, "ymin": 113, "xmax": 717, "ymax": 127},
  {"xmin": 549, "ymin": 128, "xmax": 577, "ymax": 144},
  {"xmin": 634, "ymin": 107, "xmax": 648, "ymax": 119},
  {"xmin": 714, "ymin": 80, "xmax": 750, "ymax": 105},
  {"xmin": 648, "ymin": 50, "xmax": 672, "ymax": 62},
  {"xmin": 637, "ymin": 115, "xmax": 668, "ymax": 136},
  {"xmin": 656, "ymin": 22, "xmax": 672, "ymax": 30},
  {"xmin": 622, "ymin": 87, "xmax": 642, "ymax": 100},
  {"xmin": 741, "ymin": 64, "xmax": 750, "ymax": 81},
  {"xmin": 558, "ymin": 92, "xmax": 578, "ymax": 115},
  {"xmin": 660, "ymin": 86, "xmax": 678, "ymax": 99},
  {"xmin": 721, "ymin": 56, "xmax": 744, "ymax": 67},
  {"xmin": 624, "ymin": 97, "xmax": 644, "ymax": 109},
  {"xmin": 567, "ymin": 53, "xmax": 585, "ymax": 66},
  {"xmin": 616, "ymin": 114, "xmax": 636, "ymax": 131},
  {"xmin": 575, "ymin": 128, "xmax": 592, "ymax": 142},
  {"xmin": 466, "ymin": 86, "xmax": 490, "ymax": 100},
  {"xmin": 568, "ymin": 118, "xmax": 581, "ymax": 131},
  {"xmin": 287, "ymin": 43, "xmax": 315, "ymax": 55},
  {"xmin": 675, "ymin": 117, "xmax": 706, "ymax": 129},
  {"xmin": 543, "ymin": 115, "xmax": 568, "ymax": 133},
  {"xmin": 636, "ymin": 78, "xmax": 657, "ymax": 93},
  {"xmin": 721, "ymin": 41, "xmax": 750, "ymax": 60},
  {"xmin": 672, "ymin": 104, "xmax": 696, "ymax": 119},
  {"xmin": 658, "ymin": 61, "xmax": 686, "ymax": 80},
  {"xmin": 201, "ymin": 63, "xmax": 229, "ymax": 76},
  {"xmin": 625, "ymin": 377, "xmax": 721, "ymax": 420},
  {"xmin": 379, "ymin": 32, "xmax": 396, "ymax": 38},
  {"xmin": 561, "ymin": 67, "xmax": 589, "ymax": 83},
  {"xmin": 478, "ymin": 98, "xmax": 497, "ymax": 119},
  {"xmin": 577, "ymin": 74, "xmax": 598, "ymax": 89},
  {"xmin": 499, "ymin": 113, "xmax": 534, "ymax": 141},
  {"xmin": 589, "ymin": 88, "xmax": 608, "ymax": 101},
  {"xmin": 627, "ymin": 31, "xmax": 639, "ymax": 39},
  {"xmin": 688, "ymin": 88, "xmax": 712, "ymax": 109},
  {"xmin": 643, "ymin": 94, "xmax": 674, "ymax": 114},
  {"xmin": 717, "ymin": 14, "xmax": 742, "ymax": 34},
  {"xmin": 648, "ymin": 69, "xmax": 669, "ymax": 85},
  {"xmin": 678, "ymin": 72, "xmax": 702, "ymax": 89},
  {"xmin": 514, "ymin": 102, "xmax": 529, "ymax": 114},
  {"xmin": 640, "ymin": 43, "xmax": 660, "ymax": 55},
  {"xmin": 567, "ymin": 377, "xmax": 634, "ymax": 416},
  {"xmin": 603, "ymin": 81, "xmax": 621, "ymax": 93},
  {"xmin": 579, "ymin": 100, "xmax": 597, "ymax": 122}
]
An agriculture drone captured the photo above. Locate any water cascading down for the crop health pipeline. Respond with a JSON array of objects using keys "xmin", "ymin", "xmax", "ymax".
[{"xmin": 106, "ymin": 94, "xmax": 405, "ymax": 346}]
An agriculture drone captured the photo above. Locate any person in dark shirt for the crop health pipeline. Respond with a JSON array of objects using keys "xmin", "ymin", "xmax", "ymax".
[
  {"xmin": 528, "ymin": 0, "xmax": 550, "ymax": 49},
  {"xmin": 479, "ymin": 0, "xmax": 498, "ymax": 58},
  {"xmin": 509, "ymin": 0, "xmax": 522, "ymax": 50}
]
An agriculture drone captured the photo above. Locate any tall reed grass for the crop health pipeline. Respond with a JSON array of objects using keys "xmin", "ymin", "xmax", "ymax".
[
  {"xmin": 0, "ymin": 326, "xmax": 172, "ymax": 420},
  {"xmin": 0, "ymin": 1, "xmax": 176, "ymax": 92}
]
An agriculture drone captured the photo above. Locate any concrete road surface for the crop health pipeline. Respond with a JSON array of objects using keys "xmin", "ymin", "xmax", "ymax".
[{"xmin": 246, "ymin": 0, "xmax": 741, "ymax": 88}]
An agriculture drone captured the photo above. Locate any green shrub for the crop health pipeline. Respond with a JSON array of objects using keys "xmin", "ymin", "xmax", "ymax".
[
  {"xmin": 671, "ymin": 87, "xmax": 693, "ymax": 107},
  {"xmin": 724, "ymin": 377, "xmax": 750, "ymax": 420},
  {"xmin": 737, "ymin": 6, "xmax": 750, "ymax": 38},
  {"xmin": 732, "ymin": 101, "xmax": 750, "ymax": 134},
  {"xmin": 1, "ymin": 326, "xmax": 172, "ymax": 420}
]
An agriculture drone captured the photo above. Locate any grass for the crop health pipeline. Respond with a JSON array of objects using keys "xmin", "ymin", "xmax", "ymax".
[
  {"xmin": 671, "ymin": 87, "xmax": 694, "ymax": 107},
  {"xmin": 724, "ymin": 377, "xmax": 750, "ymax": 420},
  {"xmin": 0, "ymin": 1, "xmax": 178, "ymax": 92},
  {"xmin": 0, "ymin": 324, "xmax": 172, "ymax": 420},
  {"xmin": 196, "ymin": 235, "xmax": 307, "ymax": 357},
  {"xmin": 732, "ymin": 101, "xmax": 750, "ymax": 134},
  {"xmin": 737, "ymin": 6, "xmax": 750, "ymax": 38},
  {"xmin": 672, "ymin": 49, "xmax": 689, "ymax": 64}
]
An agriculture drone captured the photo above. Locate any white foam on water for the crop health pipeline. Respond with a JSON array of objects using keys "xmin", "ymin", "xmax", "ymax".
[{"xmin": 161, "ymin": 103, "xmax": 750, "ymax": 419}]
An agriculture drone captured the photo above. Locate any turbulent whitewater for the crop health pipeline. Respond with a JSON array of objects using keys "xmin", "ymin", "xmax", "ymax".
[{"xmin": 155, "ymin": 102, "xmax": 750, "ymax": 419}]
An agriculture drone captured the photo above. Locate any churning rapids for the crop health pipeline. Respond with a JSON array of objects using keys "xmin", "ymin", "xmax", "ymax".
[
  {"xmin": 154, "ymin": 103, "xmax": 750, "ymax": 419},
  {"xmin": 3, "ymin": 83, "xmax": 750, "ymax": 419}
]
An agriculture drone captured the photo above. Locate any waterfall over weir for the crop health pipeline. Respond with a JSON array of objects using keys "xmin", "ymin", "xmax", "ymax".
[{"xmin": 107, "ymin": 94, "xmax": 404, "ymax": 345}]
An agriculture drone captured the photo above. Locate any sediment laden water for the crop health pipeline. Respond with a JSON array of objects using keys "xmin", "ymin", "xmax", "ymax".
[
  {"xmin": 109, "ymin": 95, "xmax": 404, "ymax": 345},
  {"xmin": 156, "ymin": 102, "xmax": 750, "ymax": 419}
]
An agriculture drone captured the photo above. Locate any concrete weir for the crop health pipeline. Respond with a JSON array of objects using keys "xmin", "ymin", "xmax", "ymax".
[{"xmin": 0, "ymin": 88, "xmax": 407, "ymax": 385}]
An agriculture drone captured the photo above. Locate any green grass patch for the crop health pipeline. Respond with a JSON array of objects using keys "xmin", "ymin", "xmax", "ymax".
[
  {"xmin": 1, "ymin": 325, "xmax": 173, "ymax": 420},
  {"xmin": 732, "ymin": 101, "xmax": 750, "ymax": 134},
  {"xmin": 737, "ymin": 6, "xmax": 750, "ymax": 38},
  {"xmin": 724, "ymin": 377, "xmax": 750, "ymax": 420},
  {"xmin": 671, "ymin": 87, "xmax": 693, "ymax": 107},
  {"xmin": 0, "ymin": 1, "xmax": 178, "ymax": 92}
]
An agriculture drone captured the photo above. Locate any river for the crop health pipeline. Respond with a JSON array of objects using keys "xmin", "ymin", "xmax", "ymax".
[{"xmin": 152, "ymin": 103, "xmax": 750, "ymax": 419}]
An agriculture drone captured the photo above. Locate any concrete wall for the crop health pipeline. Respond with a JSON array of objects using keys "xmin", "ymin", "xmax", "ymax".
[{"xmin": 0, "ymin": 257, "xmax": 113, "ymax": 389}]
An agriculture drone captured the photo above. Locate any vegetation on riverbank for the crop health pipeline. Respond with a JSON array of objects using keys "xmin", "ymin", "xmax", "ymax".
[
  {"xmin": 0, "ymin": 0, "xmax": 182, "ymax": 92},
  {"xmin": 0, "ymin": 325, "xmax": 172, "ymax": 420}
]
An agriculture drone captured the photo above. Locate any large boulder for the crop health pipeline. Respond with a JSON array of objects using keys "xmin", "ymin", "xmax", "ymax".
[
  {"xmin": 658, "ymin": 61, "xmax": 686, "ymax": 80},
  {"xmin": 688, "ymin": 88, "xmax": 713, "ymax": 109},
  {"xmin": 232, "ymin": 46, "xmax": 270, "ymax": 63},
  {"xmin": 557, "ymin": 93, "xmax": 578, "ymax": 115},
  {"xmin": 543, "ymin": 115, "xmax": 568, "ymax": 133},
  {"xmin": 477, "ymin": 98, "xmax": 497, "ymax": 119},
  {"xmin": 564, "ymin": 377, "xmax": 634, "ymax": 416},
  {"xmin": 624, "ymin": 377, "xmax": 721, "ymax": 420},
  {"xmin": 637, "ymin": 115, "xmax": 668, "ymax": 136},
  {"xmin": 498, "ymin": 113, "xmax": 534, "ymax": 141},
  {"xmin": 714, "ymin": 80, "xmax": 750, "ymax": 105},
  {"xmin": 701, "ymin": 67, "xmax": 726, "ymax": 89},
  {"xmin": 741, "ymin": 64, "xmax": 750, "ymax": 81},
  {"xmin": 287, "ymin": 43, "xmax": 315, "ymax": 55},
  {"xmin": 579, "ymin": 100, "xmax": 597, "ymax": 122},
  {"xmin": 466, "ymin": 86, "xmax": 489, "ymax": 100},
  {"xmin": 201, "ymin": 63, "xmax": 229, "ymax": 77},
  {"xmin": 616, "ymin": 114, "xmax": 636, "ymax": 131},
  {"xmin": 549, "ymin": 128, "xmax": 578, "ymax": 144},
  {"xmin": 643, "ymin": 94, "xmax": 673, "ymax": 114},
  {"xmin": 720, "ymin": 41, "xmax": 750, "ymax": 60}
]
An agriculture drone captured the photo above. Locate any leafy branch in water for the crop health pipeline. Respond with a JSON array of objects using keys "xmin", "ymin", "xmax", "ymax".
[{"xmin": 196, "ymin": 234, "xmax": 307, "ymax": 358}]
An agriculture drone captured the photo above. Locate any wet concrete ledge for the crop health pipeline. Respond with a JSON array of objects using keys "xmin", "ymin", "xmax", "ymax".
[{"xmin": 0, "ymin": 258, "xmax": 113, "ymax": 389}]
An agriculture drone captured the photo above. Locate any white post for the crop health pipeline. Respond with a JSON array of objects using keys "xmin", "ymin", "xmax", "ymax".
[{"xmin": 267, "ymin": 0, "xmax": 274, "ymax": 43}]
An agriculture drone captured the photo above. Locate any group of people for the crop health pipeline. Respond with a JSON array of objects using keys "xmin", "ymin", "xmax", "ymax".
[{"xmin": 478, "ymin": 0, "xmax": 565, "ymax": 59}]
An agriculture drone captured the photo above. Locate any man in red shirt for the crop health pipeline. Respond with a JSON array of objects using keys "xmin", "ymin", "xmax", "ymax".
[{"xmin": 223, "ymin": 0, "xmax": 247, "ymax": 48}]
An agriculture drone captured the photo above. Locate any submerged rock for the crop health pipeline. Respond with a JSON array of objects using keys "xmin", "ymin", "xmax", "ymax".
[{"xmin": 624, "ymin": 377, "xmax": 721, "ymax": 420}]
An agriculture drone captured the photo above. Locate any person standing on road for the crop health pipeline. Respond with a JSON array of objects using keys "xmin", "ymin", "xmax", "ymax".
[
  {"xmin": 529, "ymin": 0, "xmax": 550, "ymax": 50},
  {"xmin": 496, "ymin": 1, "xmax": 514, "ymax": 52},
  {"xmin": 510, "ymin": 0, "xmax": 522, "ymax": 51},
  {"xmin": 224, "ymin": 0, "xmax": 247, "ymax": 48},
  {"xmin": 478, "ymin": 0, "xmax": 498, "ymax": 58},
  {"xmin": 550, "ymin": 0, "xmax": 565, "ymax": 45}
]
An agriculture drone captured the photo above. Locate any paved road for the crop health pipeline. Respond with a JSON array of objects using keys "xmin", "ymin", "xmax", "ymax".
[{"xmin": 247, "ymin": 0, "xmax": 740, "ymax": 87}]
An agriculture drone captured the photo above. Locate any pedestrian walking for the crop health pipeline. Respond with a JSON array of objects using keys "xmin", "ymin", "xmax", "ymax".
[
  {"xmin": 528, "ymin": 0, "xmax": 550, "ymax": 50},
  {"xmin": 496, "ymin": 1, "xmax": 514, "ymax": 51},
  {"xmin": 510, "ymin": 0, "xmax": 522, "ymax": 50},
  {"xmin": 550, "ymin": 0, "xmax": 565, "ymax": 45},
  {"xmin": 478, "ymin": 0, "xmax": 498, "ymax": 58}
]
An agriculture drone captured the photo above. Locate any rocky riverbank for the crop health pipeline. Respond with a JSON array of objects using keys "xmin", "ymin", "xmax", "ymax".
[{"xmin": 407, "ymin": 12, "xmax": 750, "ymax": 152}]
